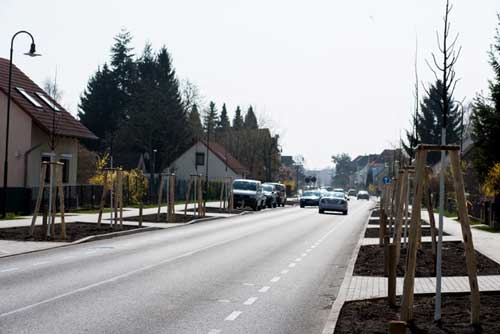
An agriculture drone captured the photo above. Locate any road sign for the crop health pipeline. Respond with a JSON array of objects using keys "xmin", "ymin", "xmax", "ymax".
[{"xmin": 383, "ymin": 176, "xmax": 391, "ymax": 184}]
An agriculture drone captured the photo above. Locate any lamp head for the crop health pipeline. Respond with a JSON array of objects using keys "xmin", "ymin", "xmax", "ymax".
[{"xmin": 24, "ymin": 43, "xmax": 41, "ymax": 57}]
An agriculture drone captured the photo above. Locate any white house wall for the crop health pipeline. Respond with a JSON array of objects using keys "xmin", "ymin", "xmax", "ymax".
[{"xmin": 169, "ymin": 143, "xmax": 241, "ymax": 181}]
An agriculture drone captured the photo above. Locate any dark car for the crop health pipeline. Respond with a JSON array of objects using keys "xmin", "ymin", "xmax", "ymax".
[
  {"xmin": 268, "ymin": 182, "xmax": 287, "ymax": 207},
  {"xmin": 300, "ymin": 191, "xmax": 321, "ymax": 207},
  {"xmin": 357, "ymin": 190, "xmax": 370, "ymax": 200}
]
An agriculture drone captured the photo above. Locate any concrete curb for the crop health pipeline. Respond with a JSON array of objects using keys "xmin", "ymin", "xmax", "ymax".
[
  {"xmin": 321, "ymin": 205, "xmax": 376, "ymax": 334},
  {"xmin": 0, "ymin": 213, "xmax": 237, "ymax": 259}
]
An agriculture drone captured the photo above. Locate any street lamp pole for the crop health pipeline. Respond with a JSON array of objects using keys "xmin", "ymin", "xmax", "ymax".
[{"xmin": 1, "ymin": 30, "xmax": 40, "ymax": 218}]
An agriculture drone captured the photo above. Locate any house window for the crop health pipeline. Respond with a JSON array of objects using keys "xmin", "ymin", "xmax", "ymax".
[
  {"xmin": 16, "ymin": 87, "xmax": 43, "ymax": 108},
  {"xmin": 35, "ymin": 92, "xmax": 61, "ymax": 112},
  {"xmin": 41, "ymin": 155, "xmax": 51, "ymax": 183},
  {"xmin": 41, "ymin": 154, "xmax": 70, "ymax": 184},
  {"xmin": 59, "ymin": 158, "xmax": 70, "ymax": 183},
  {"xmin": 195, "ymin": 152, "xmax": 205, "ymax": 166}
]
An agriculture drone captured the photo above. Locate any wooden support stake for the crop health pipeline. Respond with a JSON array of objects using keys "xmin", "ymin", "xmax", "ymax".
[
  {"xmin": 56, "ymin": 164, "xmax": 66, "ymax": 240},
  {"xmin": 97, "ymin": 171, "xmax": 109, "ymax": 225},
  {"xmin": 184, "ymin": 176, "xmax": 193, "ymax": 217},
  {"xmin": 400, "ymin": 149, "xmax": 426, "ymax": 322},
  {"xmin": 197, "ymin": 176, "xmax": 204, "ymax": 217},
  {"xmin": 388, "ymin": 244, "xmax": 397, "ymax": 306},
  {"xmin": 157, "ymin": 174, "xmax": 165, "ymax": 222},
  {"xmin": 380, "ymin": 207, "xmax": 387, "ymax": 245},
  {"xmin": 50, "ymin": 171, "xmax": 57, "ymax": 239},
  {"xmin": 118, "ymin": 169, "xmax": 123, "ymax": 227},
  {"xmin": 449, "ymin": 150, "xmax": 480, "ymax": 325},
  {"xmin": 424, "ymin": 167, "xmax": 437, "ymax": 259},
  {"xmin": 168, "ymin": 174, "xmax": 175, "ymax": 223},
  {"xmin": 384, "ymin": 236, "xmax": 390, "ymax": 277},
  {"xmin": 29, "ymin": 163, "xmax": 48, "ymax": 237},
  {"xmin": 229, "ymin": 177, "xmax": 234, "ymax": 212},
  {"xmin": 394, "ymin": 170, "xmax": 409, "ymax": 264}
]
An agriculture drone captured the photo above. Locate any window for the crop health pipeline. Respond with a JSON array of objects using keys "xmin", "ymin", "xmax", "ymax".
[
  {"xmin": 35, "ymin": 92, "xmax": 61, "ymax": 112},
  {"xmin": 16, "ymin": 87, "xmax": 43, "ymax": 108},
  {"xmin": 41, "ymin": 154, "xmax": 70, "ymax": 184},
  {"xmin": 59, "ymin": 158, "xmax": 70, "ymax": 183},
  {"xmin": 41, "ymin": 156, "xmax": 50, "ymax": 183},
  {"xmin": 195, "ymin": 152, "xmax": 205, "ymax": 166}
]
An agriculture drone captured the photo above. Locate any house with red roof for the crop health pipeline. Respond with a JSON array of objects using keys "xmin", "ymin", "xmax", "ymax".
[
  {"xmin": 168, "ymin": 140, "xmax": 249, "ymax": 181},
  {"xmin": 0, "ymin": 58, "xmax": 96, "ymax": 189}
]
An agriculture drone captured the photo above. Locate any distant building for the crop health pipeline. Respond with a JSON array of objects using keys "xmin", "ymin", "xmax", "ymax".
[{"xmin": 168, "ymin": 140, "xmax": 249, "ymax": 181}]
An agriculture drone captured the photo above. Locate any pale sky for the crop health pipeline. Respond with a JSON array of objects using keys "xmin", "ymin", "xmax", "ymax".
[{"xmin": 1, "ymin": 0, "xmax": 498, "ymax": 169}]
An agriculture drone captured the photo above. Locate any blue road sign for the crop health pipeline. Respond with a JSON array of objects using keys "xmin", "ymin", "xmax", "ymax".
[{"xmin": 383, "ymin": 176, "xmax": 390, "ymax": 184}]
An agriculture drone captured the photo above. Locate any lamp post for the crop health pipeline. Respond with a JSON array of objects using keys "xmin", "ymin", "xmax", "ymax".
[{"xmin": 1, "ymin": 31, "xmax": 40, "ymax": 218}]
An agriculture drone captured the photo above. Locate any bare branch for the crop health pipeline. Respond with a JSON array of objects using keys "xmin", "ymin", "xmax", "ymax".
[
  {"xmin": 425, "ymin": 58, "xmax": 440, "ymax": 81},
  {"xmin": 431, "ymin": 53, "xmax": 445, "ymax": 71}
]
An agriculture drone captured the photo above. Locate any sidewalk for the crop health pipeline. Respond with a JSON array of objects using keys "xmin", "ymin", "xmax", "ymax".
[{"xmin": 0, "ymin": 202, "xmax": 237, "ymax": 257}]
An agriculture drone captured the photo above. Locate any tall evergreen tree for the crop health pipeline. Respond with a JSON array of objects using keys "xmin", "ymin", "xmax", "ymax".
[
  {"xmin": 217, "ymin": 103, "xmax": 231, "ymax": 133},
  {"xmin": 188, "ymin": 104, "xmax": 204, "ymax": 141},
  {"xmin": 244, "ymin": 106, "xmax": 258, "ymax": 129},
  {"xmin": 413, "ymin": 80, "xmax": 461, "ymax": 165},
  {"xmin": 78, "ymin": 64, "xmax": 120, "ymax": 152},
  {"xmin": 232, "ymin": 106, "xmax": 244, "ymax": 130},
  {"xmin": 110, "ymin": 29, "xmax": 136, "ymax": 96},
  {"xmin": 203, "ymin": 102, "xmax": 218, "ymax": 141},
  {"xmin": 472, "ymin": 15, "xmax": 500, "ymax": 181}
]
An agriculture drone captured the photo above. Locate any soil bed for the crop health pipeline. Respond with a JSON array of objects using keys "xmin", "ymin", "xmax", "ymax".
[
  {"xmin": 369, "ymin": 219, "xmax": 428, "ymax": 225},
  {"xmin": 371, "ymin": 210, "xmax": 381, "ymax": 217},
  {"xmin": 0, "ymin": 222, "xmax": 142, "ymax": 242},
  {"xmin": 353, "ymin": 241, "xmax": 500, "ymax": 277},
  {"xmin": 123, "ymin": 213, "xmax": 213, "ymax": 223},
  {"xmin": 364, "ymin": 228, "xmax": 447, "ymax": 238},
  {"xmin": 335, "ymin": 292, "xmax": 500, "ymax": 334}
]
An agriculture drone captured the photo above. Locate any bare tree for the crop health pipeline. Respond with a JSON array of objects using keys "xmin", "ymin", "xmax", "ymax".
[{"xmin": 180, "ymin": 79, "xmax": 203, "ymax": 112}]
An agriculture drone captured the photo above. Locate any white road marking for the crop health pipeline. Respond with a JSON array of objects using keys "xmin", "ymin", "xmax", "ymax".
[
  {"xmin": 306, "ymin": 249, "xmax": 312, "ymax": 252},
  {"xmin": 280, "ymin": 269, "xmax": 289, "ymax": 274},
  {"xmin": 311, "ymin": 245, "xmax": 317, "ymax": 249},
  {"xmin": 243, "ymin": 297, "xmax": 258, "ymax": 305},
  {"xmin": 32, "ymin": 261, "xmax": 49, "ymax": 266},
  {"xmin": 225, "ymin": 311, "xmax": 242, "ymax": 321},
  {"xmin": 295, "ymin": 258, "xmax": 302, "ymax": 262},
  {"xmin": 259, "ymin": 286, "xmax": 270, "ymax": 293},
  {"xmin": 218, "ymin": 299, "xmax": 231, "ymax": 303},
  {"xmin": 0, "ymin": 267, "xmax": 18, "ymax": 273},
  {"xmin": 208, "ymin": 330, "xmax": 221, "ymax": 334},
  {"xmin": 243, "ymin": 283, "xmax": 254, "ymax": 286},
  {"xmin": 84, "ymin": 251, "xmax": 97, "ymax": 255},
  {"xmin": 288, "ymin": 263, "xmax": 296, "ymax": 268},
  {"xmin": 270, "ymin": 276, "xmax": 281, "ymax": 283},
  {"xmin": 62, "ymin": 256, "xmax": 74, "ymax": 260},
  {"xmin": 301, "ymin": 253, "xmax": 307, "ymax": 257}
]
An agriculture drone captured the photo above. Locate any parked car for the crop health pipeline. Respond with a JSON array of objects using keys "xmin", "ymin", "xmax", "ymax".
[
  {"xmin": 262, "ymin": 183, "xmax": 278, "ymax": 208},
  {"xmin": 267, "ymin": 182, "xmax": 287, "ymax": 207},
  {"xmin": 357, "ymin": 190, "xmax": 370, "ymax": 200},
  {"xmin": 299, "ymin": 191, "xmax": 321, "ymax": 207},
  {"xmin": 319, "ymin": 191, "xmax": 348, "ymax": 215},
  {"xmin": 347, "ymin": 189, "xmax": 357, "ymax": 197},
  {"xmin": 233, "ymin": 179, "xmax": 266, "ymax": 210}
]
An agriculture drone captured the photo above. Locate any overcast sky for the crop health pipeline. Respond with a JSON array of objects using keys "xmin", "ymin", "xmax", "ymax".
[{"xmin": 1, "ymin": 0, "xmax": 498, "ymax": 169}]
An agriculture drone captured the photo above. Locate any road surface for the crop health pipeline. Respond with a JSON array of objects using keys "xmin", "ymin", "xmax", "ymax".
[{"xmin": 0, "ymin": 199, "xmax": 373, "ymax": 334}]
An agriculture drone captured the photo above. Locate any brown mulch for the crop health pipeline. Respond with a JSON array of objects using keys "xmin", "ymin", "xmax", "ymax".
[
  {"xmin": 335, "ymin": 292, "xmax": 499, "ymax": 334},
  {"xmin": 364, "ymin": 228, "xmax": 448, "ymax": 238},
  {"xmin": 123, "ymin": 213, "xmax": 212, "ymax": 223},
  {"xmin": 0, "ymin": 222, "xmax": 142, "ymax": 242},
  {"xmin": 353, "ymin": 241, "xmax": 500, "ymax": 277}
]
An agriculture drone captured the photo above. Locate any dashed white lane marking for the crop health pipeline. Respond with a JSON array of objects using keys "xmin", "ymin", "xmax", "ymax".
[
  {"xmin": 288, "ymin": 263, "xmax": 296, "ymax": 268},
  {"xmin": 280, "ymin": 269, "xmax": 289, "ymax": 274},
  {"xmin": 301, "ymin": 253, "xmax": 307, "ymax": 257},
  {"xmin": 0, "ymin": 267, "xmax": 18, "ymax": 273},
  {"xmin": 243, "ymin": 297, "xmax": 258, "ymax": 305},
  {"xmin": 311, "ymin": 245, "xmax": 317, "ymax": 249},
  {"xmin": 259, "ymin": 286, "xmax": 270, "ymax": 293},
  {"xmin": 306, "ymin": 249, "xmax": 312, "ymax": 252},
  {"xmin": 32, "ymin": 261, "xmax": 49, "ymax": 266},
  {"xmin": 224, "ymin": 311, "xmax": 242, "ymax": 321},
  {"xmin": 270, "ymin": 276, "xmax": 281, "ymax": 283},
  {"xmin": 295, "ymin": 258, "xmax": 302, "ymax": 262},
  {"xmin": 62, "ymin": 256, "xmax": 74, "ymax": 260},
  {"xmin": 218, "ymin": 299, "xmax": 231, "ymax": 303},
  {"xmin": 243, "ymin": 283, "xmax": 254, "ymax": 286},
  {"xmin": 84, "ymin": 251, "xmax": 97, "ymax": 255},
  {"xmin": 208, "ymin": 329, "xmax": 221, "ymax": 334}
]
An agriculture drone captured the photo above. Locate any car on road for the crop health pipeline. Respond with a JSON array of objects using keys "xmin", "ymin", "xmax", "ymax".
[
  {"xmin": 299, "ymin": 190, "xmax": 321, "ymax": 207},
  {"xmin": 233, "ymin": 179, "xmax": 266, "ymax": 210},
  {"xmin": 357, "ymin": 190, "xmax": 370, "ymax": 200},
  {"xmin": 262, "ymin": 183, "xmax": 278, "ymax": 208},
  {"xmin": 267, "ymin": 182, "xmax": 287, "ymax": 207},
  {"xmin": 347, "ymin": 189, "xmax": 357, "ymax": 197},
  {"xmin": 319, "ymin": 191, "xmax": 348, "ymax": 215}
]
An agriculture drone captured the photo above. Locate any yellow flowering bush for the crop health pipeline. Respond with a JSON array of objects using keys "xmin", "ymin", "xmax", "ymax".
[{"xmin": 483, "ymin": 163, "xmax": 500, "ymax": 197}]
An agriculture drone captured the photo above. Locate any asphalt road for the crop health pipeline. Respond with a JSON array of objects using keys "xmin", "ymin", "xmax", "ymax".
[{"xmin": 0, "ymin": 199, "xmax": 374, "ymax": 334}]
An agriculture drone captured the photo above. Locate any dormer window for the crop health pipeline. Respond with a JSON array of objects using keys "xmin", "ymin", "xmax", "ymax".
[
  {"xmin": 16, "ymin": 87, "xmax": 42, "ymax": 108},
  {"xmin": 35, "ymin": 92, "xmax": 61, "ymax": 112}
]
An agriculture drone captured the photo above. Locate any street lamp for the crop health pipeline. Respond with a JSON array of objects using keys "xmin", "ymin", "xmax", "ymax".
[{"xmin": 1, "ymin": 30, "xmax": 40, "ymax": 218}]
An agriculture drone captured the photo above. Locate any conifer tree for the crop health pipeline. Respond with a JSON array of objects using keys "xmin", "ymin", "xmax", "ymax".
[
  {"xmin": 188, "ymin": 104, "xmax": 204, "ymax": 141},
  {"xmin": 472, "ymin": 14, "xmax": 500, "ymax": 181},
  {"xmin": 218, "ymin": 103, "xmax": 231, "ymax": 133},
  {"xmin": 232, "ymin": 106, "xmax": 244, "ymax": 130},
  {"xmin": 244, "ymin": 106, "xmax": 258, "ymax": 129},
  {"xmin": 78, "ymin": 63, "xmax": 120, "ymax": 152},
  {"xmin": 203, "ymin": 102, "xmax": 218, "ymax": 141}
]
